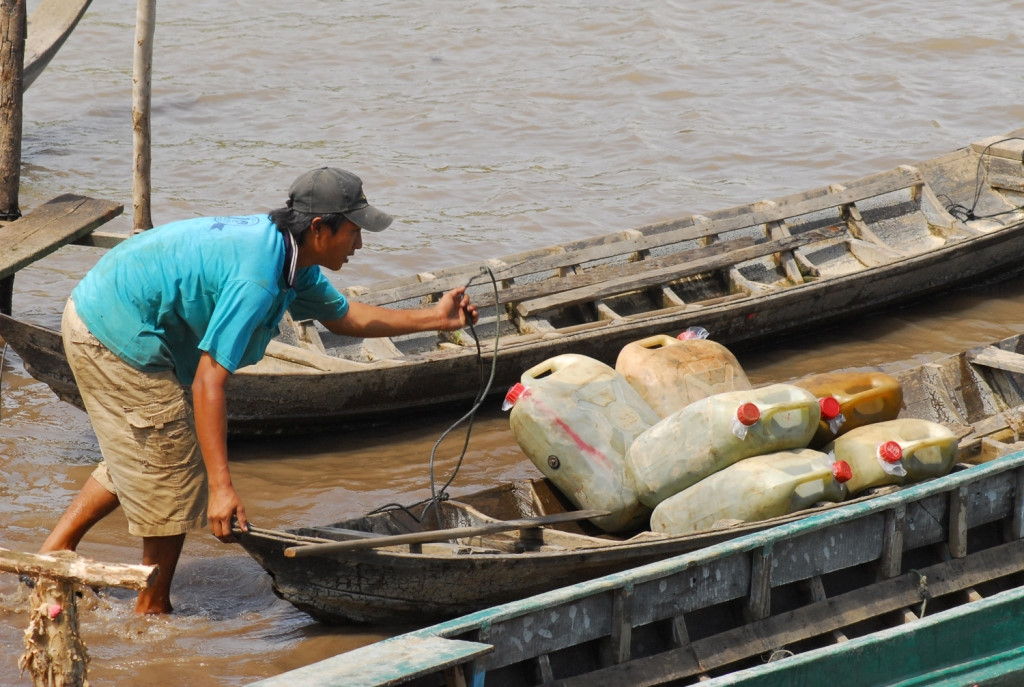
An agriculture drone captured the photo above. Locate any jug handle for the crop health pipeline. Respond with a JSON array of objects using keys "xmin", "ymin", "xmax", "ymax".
[
  {"xmin": 894, "ymin": 436, "xmax": 955, "ymax": 456},
  {"xmin": 521, "ymin": 354, "xmax": 576, "ymax": 381},
  {"xmin": 634, "ymin": 334, "xmax": 677, "ymax": 350},
  {"xmin": 759, "ymin": 398, "xmax": 821, "ymax": 419}
]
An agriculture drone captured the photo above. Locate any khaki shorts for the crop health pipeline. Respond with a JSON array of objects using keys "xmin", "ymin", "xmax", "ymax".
[{"xmin": 62, "ymin": 298, "xmax": 208, "ymax": 537}]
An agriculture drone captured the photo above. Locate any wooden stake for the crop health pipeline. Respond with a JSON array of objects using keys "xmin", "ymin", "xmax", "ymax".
[
  {"xmin": 19, "ymin": 575, "xmax": 90, "ymax": 687},
  {"xmin": 1, "ymin": 548, "xmax": 156, "ymax": 687},
  {"xmin": 0, "ymin": 0, "xmax": 26, "ymax": 314},
  {"xmin": 132, "ymin": 0, "xmax": 155, "ymax": 231}
]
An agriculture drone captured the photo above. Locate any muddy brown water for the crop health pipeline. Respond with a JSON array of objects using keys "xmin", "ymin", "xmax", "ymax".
[{"xmin": 4, "ymin": 0, "xmax": 1024, "ymax": 684}]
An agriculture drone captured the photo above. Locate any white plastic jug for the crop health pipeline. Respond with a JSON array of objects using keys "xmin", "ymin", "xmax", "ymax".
[
  {"xmin": 650, "ymin": 448, "xmax": 852, "ymax": 535},
  {"xmin": 823, "ymin": 418, "xmax": 959, "ymax": 496},
  {"xmin": 626, "ymin": 383, "xmax": 822, "ymax": 507},
  {"xmin": 506, "ymin": 353, "xmax": 662, "ymax": 533},
  {"xmin": 615, "ymin": 332, "xmax": 752, "ymax": 417}
]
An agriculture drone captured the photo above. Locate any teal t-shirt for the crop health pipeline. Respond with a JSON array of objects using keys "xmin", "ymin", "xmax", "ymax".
[{"xmin": 71, "ymin": 214, "xmax": 348, "ymax": 384}]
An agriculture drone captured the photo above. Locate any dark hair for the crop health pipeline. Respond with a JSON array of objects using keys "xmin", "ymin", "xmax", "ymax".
[{"xmin": 268, "ymin": 201, "xmax": 347, "ymax": 245}]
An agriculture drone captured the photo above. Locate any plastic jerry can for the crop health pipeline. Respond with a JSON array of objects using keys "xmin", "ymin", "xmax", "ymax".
[
  {"xmin": 649, "ymin": 449, "xmax": 852, "ymax": 535},
  {"xmin": 505, "ymin": 353, "xmax": 662, "ymax": 533},
  {"xmin": 791, "ymin": 371, "xmax": 903, "ymax": 448},
  {"xmin": 822, "ymin": 418, "xmax": 959, "ymax": 496},
  {"xmin": 615, "ymin": 331, "xmax": 752, "ymax": 418},
  {"xmin": 625, "ymin": 383, "xmax": 822, "ymax": 508}
]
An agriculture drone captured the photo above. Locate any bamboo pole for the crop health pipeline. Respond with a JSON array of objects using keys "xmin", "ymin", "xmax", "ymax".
[
  {"xmin": 2, "ymin": 548, "xmax": 156, "ymax": 687},
  {"xmin": 131, "ymin": 0, "xmax": 154, "ymax": 231},
  {"xmin": 0, "ymin": 0, "xmax": 25, "ymax": 314}
]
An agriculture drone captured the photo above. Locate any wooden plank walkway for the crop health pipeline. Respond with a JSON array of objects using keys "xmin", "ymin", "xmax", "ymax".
[{"xmin": 0, "ymin": 194, "xmax": 123, "ymax": 280}]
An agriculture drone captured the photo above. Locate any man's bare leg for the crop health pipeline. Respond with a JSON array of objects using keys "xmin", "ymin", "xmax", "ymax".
[
  {"xmin": 40, "ymin": 476, "xmax": 120, "ymax": 553},
  {"xmin": 136, "ymin": 533, "xmax": 186, "ymax": 614},
  {"xmin": 41, "ymin": 476, "xmax": 186, "ymax": 614}
]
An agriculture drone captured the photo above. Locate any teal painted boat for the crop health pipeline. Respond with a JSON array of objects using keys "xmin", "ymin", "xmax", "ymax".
[{"xmin": 247, "ymin": 446, "xmax": 1024, "ymax": 686}]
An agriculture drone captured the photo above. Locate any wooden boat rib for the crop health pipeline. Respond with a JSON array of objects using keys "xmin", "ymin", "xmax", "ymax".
[
  {"xmin": 3, "ymin": 131, "xmax": 1024, "ymax": 435},
  {"xmin": 235, "ymin": 331, "xmax": 1024, "ymax": 631}
]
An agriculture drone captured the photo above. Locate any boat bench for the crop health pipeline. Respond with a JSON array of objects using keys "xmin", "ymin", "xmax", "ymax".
[
  {"xmin": 249, "ymin": 635, "xmax": 492, "ymax": 687},
  {"xmin": 0, "ymin": 194, "xmax": 123, "ymax": 281}
]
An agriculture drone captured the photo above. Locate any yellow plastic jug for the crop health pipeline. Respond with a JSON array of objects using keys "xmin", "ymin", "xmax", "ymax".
[
  {"xmin": 822, "ymin": 418, "xmax": 959, "ymax": 496},
  {"xmin": 506, "ymin": 353, "xmax": 662, "ymax": 533},
  {"xmin": 625, "ymin": 383, "xmax": 822, "ymax": 508},
  {"xmin": 649, "ymin": 448, "xmax": 852, "ymax": 535},
  {"xmin": 615, "ymin": 332, "xmax": 752, "ymax": 417},
  {"xmin": 791, "ymin": 371, "xmax": 903, "ymax": 448}
]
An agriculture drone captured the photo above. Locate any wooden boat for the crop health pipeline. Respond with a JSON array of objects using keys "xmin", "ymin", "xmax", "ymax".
[
  {"xmin": 24, "ymin": 0, "xmax": 96, "ymax": 90},
  {"xmin": 4, "ymin": 131, "xmax": 1024, "ymax": 435},
  {"xmin": 234, "ymin": 332, "xmax": 1024, "ymax": 626},
  {"xmin": 246, "ymin": 447, "xmax": 1024, "ymax": 687}
]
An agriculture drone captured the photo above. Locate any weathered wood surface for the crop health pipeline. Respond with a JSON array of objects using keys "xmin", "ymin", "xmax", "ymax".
[
  {"xmin": 0, "ymin": 547, "xmax": 157, "ymax": 590},
  {"xmin": 19, "ymin": 575, "xmax": 89, "ymax": 687},
  {"xmin": 132, "ymin": 0, "xmax": 154, "ymax": 231},
  {"xmin": 350, "ymin": 164, "xmax": 924, "ymax": 308},
  {"xmin": 283, "ymin": 510, "xmax": 609, "ymax": 557},
  {"xmin": 0, "ymin": 0, "xmax": 25, "ymax": 219},
  {"xmin": 967, "ymin": 346, "xmax": 1024, "ymax": 375},
  {"xmin": 249, "ymin": 636, "xmax": 492, "ymax": 687},
  {"xmin": 555, "ymin": 539, "xmax": 1024, "ymax": 687},
  {"xmin": 515, "ymin": 227, "xmax": 838, "ymax": 316},
  {"xmin": 0, "ymin": 194, "xmax": 123, "ymax": 280}
]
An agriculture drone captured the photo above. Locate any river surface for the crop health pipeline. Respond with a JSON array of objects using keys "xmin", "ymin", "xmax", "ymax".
[{"xmin": 3, "ymin": 0, "xmax": 1024, "ymax": 684}]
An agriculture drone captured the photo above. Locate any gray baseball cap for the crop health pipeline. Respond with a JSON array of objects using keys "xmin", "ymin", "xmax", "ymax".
[{"xmin": 288, "ymin": 167, "xmax": 393, "ymax": 232}]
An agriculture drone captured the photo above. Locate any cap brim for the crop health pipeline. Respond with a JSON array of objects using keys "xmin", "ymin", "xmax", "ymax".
[{"xmin": 344, "ymin": 204, "xmax": 393, "ymax": 232}]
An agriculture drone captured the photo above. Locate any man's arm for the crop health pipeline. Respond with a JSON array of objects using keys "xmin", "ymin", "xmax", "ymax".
[
  {"xmin": 320, "ymin": 285, "xmax": 479, "ymax": 337},
  {"xmin": 192, "ymin": 352, "xmax": 247, "ymax": 542}
]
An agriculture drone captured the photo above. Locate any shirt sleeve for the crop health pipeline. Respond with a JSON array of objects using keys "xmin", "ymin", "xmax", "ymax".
[
  {"xmin": 288, "ymin": 266, "xmax": 350, "ymax": 321},
  {"xmin": 198, "ymin": 280, "xmax": 276, "ymax": 373}
]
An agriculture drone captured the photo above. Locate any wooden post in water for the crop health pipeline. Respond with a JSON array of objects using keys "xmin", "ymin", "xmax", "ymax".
[
  {"xmin": 0, "ymin": 0, "xmax": 25, "ymax": 314},
  {"xmin": 0, "ymin": 547, "xmax": 157, "ymax": 687},
  {"xmin": 132, "ymin": 0, "xmax": 155, "ymax": 231}
]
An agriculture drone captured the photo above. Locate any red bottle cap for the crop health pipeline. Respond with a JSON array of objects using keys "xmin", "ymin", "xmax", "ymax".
[
  {"xmin": 832, "ymin": 460, "xmax": 853, "ymax": 483},
  {"xmin": 879, "ymin": 440, "xmax": 903, "ymax": 463},
  {"xmin": 504, "ymin": 383, "xmax": 526, "ymax": 407},
  {"xmin": 736, "ymin": 402, "xmax": 760, "ymax": 426},
  {"xmin": 819, "ymin": 397, "xmax": 842, "ymax": 419}
]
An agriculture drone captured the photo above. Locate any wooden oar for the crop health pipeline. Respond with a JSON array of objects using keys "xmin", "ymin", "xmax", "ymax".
[{"xmin": 282, "ymin": 510, "xmax": 609, "ymax": 558}]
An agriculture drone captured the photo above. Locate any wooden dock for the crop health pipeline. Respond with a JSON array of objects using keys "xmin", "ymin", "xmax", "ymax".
[{"xmin": 0, "ymin": 194, "xmax": 123, "ymax": 282}]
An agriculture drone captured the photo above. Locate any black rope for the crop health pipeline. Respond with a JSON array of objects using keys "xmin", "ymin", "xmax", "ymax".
[
  {"xmin": 943, "ymin": 136, "xmax": 1024, "ymax": 222},
  {"xmin": 366, "ymin": 265, "xmax": 503, "ymax": 528}
]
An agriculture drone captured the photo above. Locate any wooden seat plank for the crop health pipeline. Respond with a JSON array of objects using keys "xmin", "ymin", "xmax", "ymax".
[
  {"xmin": 0, "ymin": 194, "xmax": 123, "ymax": 280},
  {"xmin": 967, "ymin": 346, "xmax": 1024, "ymax": 375},
  {"xmin": 516, "ymin": 227, "xmax": 837, "ymax": 317}
]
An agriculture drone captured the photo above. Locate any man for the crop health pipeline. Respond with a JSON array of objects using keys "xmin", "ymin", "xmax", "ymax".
[{"xmin": 39, "ymin": 167, "xmax": 479, "ymax": 614}]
